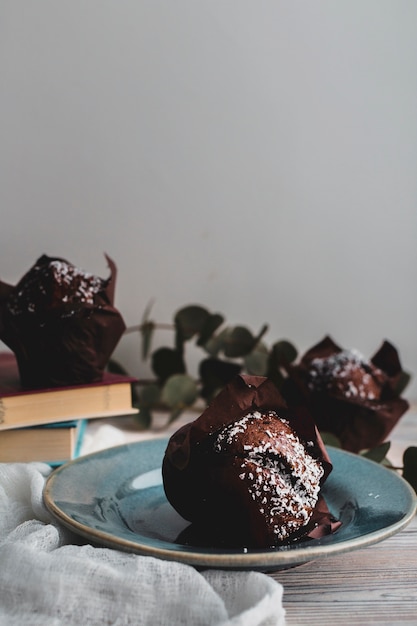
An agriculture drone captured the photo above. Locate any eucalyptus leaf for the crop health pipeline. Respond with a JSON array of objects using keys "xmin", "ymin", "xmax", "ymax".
[
  {"xmin": 402, "ymin": 446, "xmax": 417, "ymax": 492},
  {"xmin": 244, "ymin": 344, "xmax": 269, "ymax": 376},
  {"xmin": 361, "ymin": 441, "xmax": 391, "ymax": 464},
  {"xmin": 381, "ymin": 457, "xmax": 395, "ymax": 469},
  {"xmin": 140, "ymin": 320, "xmax": 155, "ymax": 360},
  {"xmin": 151, "ymin": 347, "xmax": 186, "ymax": 384},
  {"xmin": 140, "ymin": 300, "xmax": 155, "ymax": 359},
  {"xmin": 141, "ymin": 299, "xmax": 155, "ymax": 324},
  {"xmin": 224, "ymin": 326, "xmax": 255, "ymax": 358},
  {"xmin": 161, "ymin": 373, "xmax": 198, "ymax": 409},
  {"xmin": 130, "ymin": 383, "xmax": 140, "ymax": 407},
  {"xmin": 266, "ymin": 368, "xmax": 285, "ymax": 391},
  {"xmin": 139, "ymin": 383, "xmax": 161, "ymax": 408},
  {"xmin": 266, "ymin": 340, "xmax": 298, "ymax": 388},
  {"xmin": 133, "ymin": 409, "xmax": 152, "ymax": 431},
  {"xmin": 135, "ymin": 384, "xmax": 161, "ymax": 429},
  {"xmin": 203, "ymin": 327, "xmax": 232, "ymax": 357},
  {"xmin": 167, "ymin": 406, "xmax": 185, "ymax": 425},
  {"xmin": 174, "ymin": 305, "xmax": 210, "ymax": 349},
  {"xmin": 270, "ymin": 340, "xmax": 298, "ymax": 366},
  {"xmin": 320, "ymin": 432, "xmax": 342, "ymax": 448},
  {"xmin": 196, "ymin": 313, "xmax": 225, "ymax": 347},
  {"xmin": 199, "ymin": 357, "xmax": 241, "ymax": 401},
  {"xmin": 254, "ymin": 324, "xmax": 269, "ymax": 345}
]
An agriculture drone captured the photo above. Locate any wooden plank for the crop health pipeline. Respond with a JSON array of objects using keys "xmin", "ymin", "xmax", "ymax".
[{"xmin": 274, "ymin": 519, "xmax": 417, "ymax": 624}]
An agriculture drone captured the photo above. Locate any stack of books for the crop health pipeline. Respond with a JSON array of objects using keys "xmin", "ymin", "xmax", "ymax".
[{"xmin": 0, "ymin": 352, "xmax": 138, "ymax": 466}]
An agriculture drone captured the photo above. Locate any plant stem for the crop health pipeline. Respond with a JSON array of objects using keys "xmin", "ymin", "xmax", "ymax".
[{"xmin": 124, "ymin": 323, "xmax": 174, "ymax": 334}]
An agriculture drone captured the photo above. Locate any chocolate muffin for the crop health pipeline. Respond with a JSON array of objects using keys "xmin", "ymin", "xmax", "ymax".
[
  {"xmin": 0, "ymin": 254, "xmax": 125, "ymax": 388},
  {"xmin": 284, "ymin": 336, "xmax": 409, "ymax": 453},
  {"xmin": 162, "ymin": 374, "xmax": 340, "ymax": 548},
  {"xmin": 306, "ymin": 348, "xmax": 387, "ymax": 401}
]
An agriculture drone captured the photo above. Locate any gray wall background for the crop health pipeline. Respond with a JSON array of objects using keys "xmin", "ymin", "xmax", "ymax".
[{"xmin": 1, "ymin": 1, "xmax": 416, "ymax": 399}]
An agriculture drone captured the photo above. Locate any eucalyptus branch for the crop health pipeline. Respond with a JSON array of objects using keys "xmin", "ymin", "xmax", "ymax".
[{"xmin": 109, "ymin": 303, "xmax": 417, "ymax": 494}]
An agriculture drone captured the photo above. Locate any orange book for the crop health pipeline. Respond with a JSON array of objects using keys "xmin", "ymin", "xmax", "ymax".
[
  {"xmin": 0, "ymin": 352, "xmax": 138, "ymax": 431},
  {"xmin": 0, "ymin": 419, "xmax": 86, "ymax": 465}
]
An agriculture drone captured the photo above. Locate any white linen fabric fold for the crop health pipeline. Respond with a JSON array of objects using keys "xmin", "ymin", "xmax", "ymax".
[{"xmin": 0, "ymin": 463, "xmax": 286, "ymax": 626}]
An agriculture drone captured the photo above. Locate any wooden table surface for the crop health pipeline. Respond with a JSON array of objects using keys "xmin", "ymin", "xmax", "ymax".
[{"xmin": 271, "ymin": 407, "xmax": 417, "ymax": 625}]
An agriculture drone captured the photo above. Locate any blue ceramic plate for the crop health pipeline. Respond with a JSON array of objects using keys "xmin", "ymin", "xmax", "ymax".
[{"xmin": 43, "ymin": 439, "xmax": 417, "ymax": 570}]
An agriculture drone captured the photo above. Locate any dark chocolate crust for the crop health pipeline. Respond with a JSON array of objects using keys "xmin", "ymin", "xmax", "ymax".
[{"xmin": 162, "ymin": 374, "xmax": 340, "ymax": 548}]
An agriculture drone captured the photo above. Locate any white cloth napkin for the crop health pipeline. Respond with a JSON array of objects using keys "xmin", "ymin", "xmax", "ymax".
[{"xmin": 0, "ymin": 462, "xmax": 286, "ymax": 626}]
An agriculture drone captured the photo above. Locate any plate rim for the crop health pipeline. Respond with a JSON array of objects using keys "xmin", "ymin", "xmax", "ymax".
[{"xmin": 43, "ymin": 440, "xmax": 417, "ymax": 570}]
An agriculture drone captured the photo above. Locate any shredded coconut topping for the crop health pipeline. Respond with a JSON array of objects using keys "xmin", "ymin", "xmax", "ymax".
[
  {"xmin": 307, "ymin": 349, "xmax": 384, "ymax": 401},
  {"xmin": 214, "ymin": 411, "xmax": 324, "ymax": 541},
  {"xmin": 7, "ymin": 259, "xmax": 104, "ymax": 316}
]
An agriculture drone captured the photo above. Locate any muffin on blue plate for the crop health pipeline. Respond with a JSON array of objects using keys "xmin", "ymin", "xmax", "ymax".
[{"xmin": 163, "ymin": 374, "xmax": 341, "ymax": 549}]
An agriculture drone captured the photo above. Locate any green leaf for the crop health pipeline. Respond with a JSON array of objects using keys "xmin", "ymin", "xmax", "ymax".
[
  {"xmin": 167, "ymin": 406, "xmax": 185, "ymax": 425},
  {"xmin": 140, "ymin": 320, "xmax": 155, "ymax": 360},
  {"xmin": 151, "ymin": 347, "xmax": 186, "ymax": 384},
  {"xmin": 381, "ymin": 457, "xmax": 396, "ymax": 469},
  {"xmin": 203, "ymin": 327, "xmax": 231, "ymax": 357},
  {"xmin": 361, "ymin": 441, "xmax": 391, "ymax": 464},
  {"xmin": 139, "ymin": 300, "xmax": 156, "ymax": 360},
  {"xmin": 130, "ymin": 382, "xmax": 140, "ymax": 407},
  {"xmin": 266, "ymin": 340, "xmax": 298, "ymax": 389},
  {"xmin": 253, "ymin": 324, "xmax": 269, "ymax": 345},
  {"xmin": 199, "ymin": 357, "xmax": 241, "ymax": 401},
  {"xmin": 139, "ymin": 383, "xmax": 161, "ymax": 408},
  {"xmin": 161, "ymin": 374, "xmax": 198, "ymax": 409},
  {"xmin": 134, "ymin": 383, "xmax": 161, "ymax": 429},
  {"xmin": 196, "ymin": 313, "xmax": 225, "ymax": 346},
  {"xmin": 141, "ymin": 299, "xmax": 155, "ymax": 323},
  {"xmin": 133, "ymin": 409, "xmax": 152, "ymax": 431},
  {"xmin": 403, "ymin": 446, "xmax": 417, "ymax": 492},
  {"xmin": 174, "ymin": 305, "xmax": 210, "ymax": 349},
  {"xmin": 224, "ymin": 326, "xmax": 256, "ymax": 358},
  {"xmin": 320, "ymin": 432, "xmax": 342, "ymax": 448},
  {"xmin": 244, "ymin": 343, "xmax": 269, "ymax": 376},
  {"xmin": 270, "ymin": 340, "xmax": 298, "ymax": 366},
  {"xmin": 266, "ymin": 368, "xmax": 285, "ymax": 390}
]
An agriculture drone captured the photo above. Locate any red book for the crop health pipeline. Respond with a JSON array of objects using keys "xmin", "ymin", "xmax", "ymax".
[{"xmin": 0, "ymin": 352, "xmax": 138, "ymax": 431}]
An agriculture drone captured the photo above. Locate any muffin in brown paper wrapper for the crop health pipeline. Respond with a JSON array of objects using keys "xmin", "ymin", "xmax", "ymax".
[
  {"xmin": 163, "ymin": 374, "xmax": 341, "ymax": 549},
  {"xmin": 0, "ymin": 254, "xmax": 125, "ymax": 388},
  {"xmin": 283, "ymin": 335, "xmax": 409, "ymax": 453}
]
